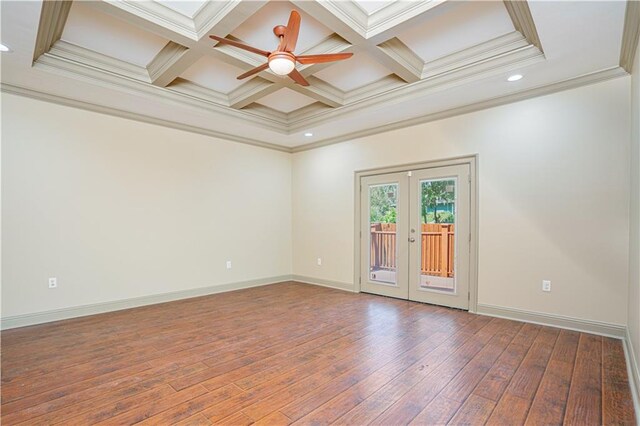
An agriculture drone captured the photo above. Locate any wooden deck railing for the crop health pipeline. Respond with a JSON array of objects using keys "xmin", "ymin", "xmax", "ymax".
[{"xmin": 370, "ymin": 223, "xmax": 454, "ymax": 277}]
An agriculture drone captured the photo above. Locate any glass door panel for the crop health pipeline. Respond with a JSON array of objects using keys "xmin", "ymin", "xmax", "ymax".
[
  {"xmin": 369, "ymin": 183, "xmax": 398, "ymax": 285},
  {"xmin": 420, "ymin": 178, "xmax": 456, "ymax": 292},
  {"xmin": 409, "ymin": 165, "xmax": 470, "ymax": 309},
  {"xmin": 359, "ymin": 164, "xmax": 470, "ymax": 309},
  {"xmin": 360, "ymin": 173, "xmax": 409, "ymax": 299}
]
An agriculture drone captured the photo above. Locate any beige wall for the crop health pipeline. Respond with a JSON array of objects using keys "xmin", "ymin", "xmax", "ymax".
[
  {"xmin": 628, "ymin": 40, "xmax": 640, "ymax": 385},
  {"xmin": 1, "ymin": 76, "xmax": 634, "ymax": 330},
  {"xmin": 292, "ymin": 77, "xmax": 631, "ymax": 326},
  {"xmin": 1, "ymin": 93, "xmax": 292, "ymax": 318}
]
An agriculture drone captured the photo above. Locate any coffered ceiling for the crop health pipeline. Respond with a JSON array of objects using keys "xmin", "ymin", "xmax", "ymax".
[{"xmin": 0, "ymin": 1, "xmax": 637, "ymax": 151}]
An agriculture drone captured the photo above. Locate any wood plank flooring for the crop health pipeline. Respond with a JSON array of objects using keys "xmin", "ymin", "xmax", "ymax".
[{"xmin": 1, "ymin": 282, "xmax": 636, "ymax": 425}]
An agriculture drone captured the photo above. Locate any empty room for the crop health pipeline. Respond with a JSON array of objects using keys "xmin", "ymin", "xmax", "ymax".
[{"xmin": 1, "ymin": 0, "xmax": 639, "ymax": 424}]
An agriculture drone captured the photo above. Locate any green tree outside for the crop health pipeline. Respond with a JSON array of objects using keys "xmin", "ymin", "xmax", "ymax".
[
  {"xmin": 369, "ymin": 180, "xmax": 456, "ymax": 224},
  {"xmin": 422, "ymin": 180, "xmax": 455, "ymax": 224}
]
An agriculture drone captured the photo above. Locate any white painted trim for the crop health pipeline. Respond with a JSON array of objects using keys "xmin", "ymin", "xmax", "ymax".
[
  {"xmin": 620, "ymin": 0, "xmax": 640, "ymax": 73},
  {"xmin": 33, "ymin": 14, "xmax": 545, "ymax": 133},
  {"xmin": 352, "ymin": 156, "xmax": 478, "ymax": 311},
  {"xmin": 1, "ymin": 275, "xmax": 292, "ymax": 330},
  {"xmin": 33, "ymin": 0, "xmax": 72, "ymax": 61},
  {"xmin": 623, "ymin": 327, "xmax": 640, "ymax": 422},
  {"xmin": 0, "ymin": 83, "xmax": 290, "ymax": 153},
  {"xmin": 477, "ymin": 303, "xmax": 626, "ymax": 339},
  {"xmin": 286, "ymin": 43, "xmax": 545, "ymax": 132},
  {"xmin": 291, "ymin": 275, "xmax": 356, "ymax": 293},
  {"xmin": 2, "ymin": 67, "xmax": 628, "ymax": 155},
  {"xmin": 292, "ymin": 67, "xmax": 628, "ymax": 152},
  {"xmin": 503, "ymin": 0, "xmax": 543, "ymax": 53}
]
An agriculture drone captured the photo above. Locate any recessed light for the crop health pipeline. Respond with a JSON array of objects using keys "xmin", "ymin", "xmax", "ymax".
[
  {"xmin": 0, "ymin": 43, "xmax": 10, "ymax": 52},
  {"xmin": 304, "ymin": 132, "xmax": 313, "ymax": 137},
  {"xmin": 507, "ymin": 74, "xmax": 523, "ymax": 82}
]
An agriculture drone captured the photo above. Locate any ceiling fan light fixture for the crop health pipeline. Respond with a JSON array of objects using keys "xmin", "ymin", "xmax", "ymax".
[{"xmin": 268, "ymin": 52, "xmax": 295, "ymax": 76}]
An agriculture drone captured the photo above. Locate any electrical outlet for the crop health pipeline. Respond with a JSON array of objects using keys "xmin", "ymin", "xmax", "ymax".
[
  {"xmin": 542, "ymin": 280, "xmax": 551, "ymax": 292},
  {"xmin": 317, "ymin": 257, "xmax": 322, "ymax": 266},
  {"xmin": 226, "ymin": 260, "xmax": 232, "ymax": 270},
  {"xmin": 48, "ymin": 277, "xmax": 57, "ymax": 288}
]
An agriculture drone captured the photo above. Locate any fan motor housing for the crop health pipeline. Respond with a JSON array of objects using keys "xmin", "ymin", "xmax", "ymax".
[{"xmin": 273, "ymin": 25, "xmax": 287, "ymax": 37}]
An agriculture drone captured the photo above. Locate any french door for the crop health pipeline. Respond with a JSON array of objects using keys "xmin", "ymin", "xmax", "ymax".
[{"xmin": 360, "ymin": 164, "xmax": 471, "ymax": 309}]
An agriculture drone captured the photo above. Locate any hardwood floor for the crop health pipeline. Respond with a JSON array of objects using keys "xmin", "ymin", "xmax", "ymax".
[{"xmin": 1, "ymin": 281, "xmax": 636, "ymax": 425}]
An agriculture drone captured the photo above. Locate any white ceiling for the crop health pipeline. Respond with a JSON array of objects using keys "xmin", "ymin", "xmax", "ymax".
[
  {"xmin": 179, "ymin": 55, "xmax": 247, "ymax": 94},
  {"xmin": 0, "ymin": 1, "xmax": 633, "ymax": 150},
  {"xmin": 160, "ymin": 1, "xmax": 207, "ymax": 18},
  {"xmin": 396, "ymin": 1, "xmax": 514, "ymax": 63},
  {"xmin": 256, "ymin": 88, "xmax": 318, "ymax": 113},
  {"xmin": 62, "ymin": 2, "xmax": 168, "ymax": 67}
]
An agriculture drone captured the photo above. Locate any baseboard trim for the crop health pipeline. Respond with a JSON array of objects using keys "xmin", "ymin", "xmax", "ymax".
[
  {"xmin": 1, "ymin": 275, "xmax": 291, "ymax": 330},
  {"xmin": 623, "ymin": 328, "xmax": 640, "ymax": 421},
  {"xmin": 476, "ymin": 303, "xmax": 626, "ymax": 339},
  {"xmin": 291, "ymin": 275, "xmax": 356, "ymax": 293}
]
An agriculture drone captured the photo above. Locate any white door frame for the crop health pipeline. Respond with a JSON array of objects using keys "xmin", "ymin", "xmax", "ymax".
[{"xmin": 353, "ymin": 155, "xmax": 479, "ymax": 312}]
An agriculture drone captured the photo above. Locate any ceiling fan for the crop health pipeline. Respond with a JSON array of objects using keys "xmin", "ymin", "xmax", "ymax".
[{"xmin": 209, "ymin": 10, "xmax": 353, "ymax": 87}]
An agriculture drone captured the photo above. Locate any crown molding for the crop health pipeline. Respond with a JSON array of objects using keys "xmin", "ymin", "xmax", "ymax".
[
  {"xmin": 101, "ymin": 0, "xmax": 197, "ymax": 40},
  {"xmin": 192, "ymin": 0, "xmax": 243, "ymax": 41},
  {"xmin": 503, "ymin": 0, "xmax": 544, "ymax": 53},
  {"xmin": 33, "ymin": 35, "xmax": 545, "ymax": 137},
  {"xmin": 366, "ymin": 0, "xmax": 446, "ymax": 41},
  {"xmin": 620, "ymin": 0, "xmax": 640, "ymax": 73},
  {"xmin": 376, "ymin": 38, "xmax": 423, "ymax": 83},
  {"xmin": 287, "ymin": 43, "xmax": 545, "ymax": 132},
  {"xmin": 49, "ymin": 41, "xmax": 150, "ymax": 82},
  {"xmin": 30, "ymin": 0, "xmax": 548, "ymax": 136},
  {"xmin": 3, "ymin": 66, "xmax": 627, "ymax": 155},
  {"xmin": 241, "ymin": 103, "xmax": 289, "ymax": 122},
  {"xmin": 291, "ymin": 66, "xmax": 628, "ymax": 153},
  {"xmin": 167, "ymin": 78, "xmax": 230, "ymax": 106},
  {"xmin": 343, "ymin": 75, "xmax": 405, "ymax": 104},
  {"xmin": 316, "ymin": 0, "xmax": 447, "ymax": 42},
  {"xmin": 0, "ymin": 83, "xmax": 291, "ymax": 153},
  {"xmin": 147, "ymin": 42, "xmax": 190, "ymax": 85},
  {"xmin": 35, "ymin": 42, "xmax": 289, "ymax": 133},
  {"xmin": 286, "ymin": 103, "xmax": 332, "ymax": 122},
  {"xmin": 422, "ymin": 31, "xmax": 530, "ymax": 79},
  {"xmin": 319, "ymin": 1, "xmax": 368, "ymax": 39},
  {"xmin": 228, "ymin": 78, "xmax": 277, "ymax": 109},
  {"xmin": 33, "ymin": 0, "xmax": 72, "ymax": 61}
]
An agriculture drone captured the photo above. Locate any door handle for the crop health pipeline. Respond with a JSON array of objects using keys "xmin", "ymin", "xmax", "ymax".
[{"xmin": 409, "ymin": 237, "xmax": 416, "ymax": 242}]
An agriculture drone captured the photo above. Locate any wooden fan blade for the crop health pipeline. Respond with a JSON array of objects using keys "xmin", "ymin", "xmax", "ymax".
[
  {"xmin": 209, "ymin": 35, "xmax": 270, "ymax": 57},
  {"xmin": 288, "ymin": 68, "xmax": 309, "ymax": 86},
  {"xmin": 296, "ymin": 53, "xmax": 353, "ymax": 64},
  {"xmin": 282, "ymin": 10, "xmax": 301, "ymax": 52},
  {"xmin": 237, "ymin": 63, "xmax": 269, "ymax": 80}
]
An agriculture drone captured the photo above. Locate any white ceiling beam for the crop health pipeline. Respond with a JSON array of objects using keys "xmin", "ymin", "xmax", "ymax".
[
  {"xmin": 82, "ymin": 1, "xmax": 195, "ymax": 46},
  {"xmin": 87, "ymin": 0, "xmax": 269, "ymax": 87},
  {"xmin": 207, "ymin": 38, "xmax": 348, "ymax": 108},
  {"xmin": 503, "ymin": 0, "xmax": 543, "ymax": 53},
  {"xmin": 228, "ymin": 78, "xmax": 279, "ymax": 109},
  {"xmin": 289, "ymin": 0, "xmax": 423, "ymax": 83},
  {"xmin": 147, "ymin": 42, "xmax": 195, "ymax": 86},
  {"xmin": 33, "ymin": 0, "xmax": 72, "ymax": 61},
  {"xmin": 277, "ymin": 77, "xmax": 343, "ymax": 108},
  {"xmin": 375, "ymin": 39, "xmax": 423, "ymax": 83}
]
